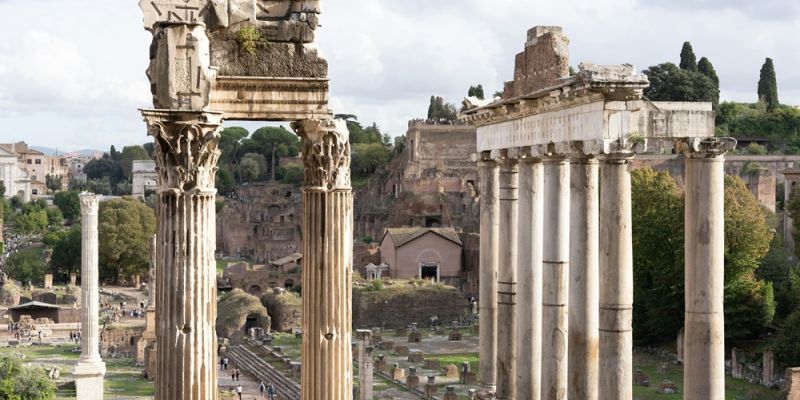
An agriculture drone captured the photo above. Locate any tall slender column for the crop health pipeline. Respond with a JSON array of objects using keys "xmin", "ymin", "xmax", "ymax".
[
  {"xmin": 356, "ymin": 330, "xmax": 374, "ymax": 400},
  {"xmin": 496, "ymin": 155, "xmax": 518, "ymax": 400},
  {"xmin": 516, "ymin": 155, "xmax": 543, "ymax": 400},
  {"xmin": 681, "ymin": 138, "xmax": 735, "ymax": 400},
  {"xmin": 541, "ymin": 156, "xmax": 570, "ymax": 400},
  {"xmin": 74, "ymin": 193, "xmax": 105, "ymax": 399},
  {"xmin": 569, "ymin": 155, "xmax": 600, "ymax": 400},
  {"xmin": 598, "ymin": 153, "xmax": 634, "ymax": 400},
  {"xmin": 293, "ymin": 119, "xmax": 353, "ymax": 400},
  {"xmin": 144, "ymin": 110, "xmax": 223, "ymax": 400},
  {"xmin": 478, "ymin": 154, "xmax": 499, "ymax": 395}
]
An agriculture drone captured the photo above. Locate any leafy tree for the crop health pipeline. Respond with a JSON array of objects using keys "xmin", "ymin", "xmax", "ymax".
[
  {"xmin": 109, "ymin": 145, "xmax": 121, "ymax": 161},
  {"xmin": 758, "ymin": 58, "xmax": 779, "ymax": 112},
  {"xmin": 120, "ymin": 145, "xmax": 151, "ymax": 179},
  {"xmin": 219, "ymin": 127, "xmax": 249, "ymax": 167},
  {"xmin": 83, "ymin": 158, "xmax": 123, "ymax": 185},
  {"xmin": 53, "ymin": 191, "xmax": 81, "ymax": 223},
  {"xmin": 215, "ymin": 167, "xmax": 236, "ymax": 194},
  {"xmin": 643, "ymin": 63, "xmax": 718, "ymax": 105},
  {"xmin": 5, "ymin": 248, "xmax": 47, "ymax": 284},
  {"xmin": 279, "ymin": 164, "xmax": 304, "ymax": 185},
  {"xmin": 0, "ymin": 180, "xmax": 5, "ymax": 197},
  {"xmin": 239, "ymin": 153, "xmax": 267, "ymax": 182},
  {"xmin": 44, "ymin": 175, "xmax": 62, "ymax": 193},
  {"xmin": 240, "ymin": 126, "xmax": 300, "ymax": 181},
  {"xmin": 98, "ymin": 198, "xmax": 156, "ymax": 283},
  {"xmin": 15, "ymin": 208, "xmax": 48, "ymax": 235},
  {"xmin": 468, "ymin": 85, "xmax": 485, "ymax": 100},
  {"xmin": 0, "ymin": 357, "xmax": 55, "ymax": 400},
  {"xmin": 143, "ymin": 142, "xmax": 155, "ymax": 158},
  {"xmin": 351, "ymin": 143, "xmax": 392, "ymax": 177},
  {"xmin": 48, "ymin": 226, "xmax": 81, "ymax": 280},
  {"xmin": 697, "ymin": 57, "xmax": 719, "ymax": 86},
  {"xmin": 679, "ymin": 41, "xmax": 697, "ymax": 71},
  {"xmin": 773, "ymin": 309, "xmax": 800, "ymax": 367},
  {"xmin": 45, "ymin": 207, "xmax": 63, "ymax": 227},
  {"xmin": 427, "ymin": 96, "xmax": 457, "ymax": 121}
]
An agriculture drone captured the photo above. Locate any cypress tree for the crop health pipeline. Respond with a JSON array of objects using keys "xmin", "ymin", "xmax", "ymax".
[
  {"xmin": 679, "ymin": 41, "xmax": 698, "ymax": 71},
  {"xmin": 758, "ymin": 58, "xmax": 779, "ymax": 112},
  {"xmin": 427, "ymin": 96, "xmax": 436, "ymax": 119},
  {"xmin": 698, "ymin": 57, "xmax": 719, "ymax": 86}
]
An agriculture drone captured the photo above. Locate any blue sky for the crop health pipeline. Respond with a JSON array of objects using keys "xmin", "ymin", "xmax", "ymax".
[{"xmin": 0, "ymin": 0, "xmax": 798, "ymax": 151}]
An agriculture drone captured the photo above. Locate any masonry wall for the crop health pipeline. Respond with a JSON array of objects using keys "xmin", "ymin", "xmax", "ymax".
[{"xmin": 352, "ymin": 285, "xmax": 469, "ymax": 329}]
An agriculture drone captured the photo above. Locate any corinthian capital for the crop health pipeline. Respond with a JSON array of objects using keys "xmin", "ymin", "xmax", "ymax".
[
  {"xmin": 79, "ymin": 193, "xmax": 101, "ymax": 215},
  {"xmin": 676, "ymin": 137, "xmax": 737, "ymax": 158},
  {"xmin": 142, "ymin": 110, "xmax": 223, "ymax": 193},
  {"xmin": 292, "ymin": 119, "xmax": 351, "ymax": 191}
]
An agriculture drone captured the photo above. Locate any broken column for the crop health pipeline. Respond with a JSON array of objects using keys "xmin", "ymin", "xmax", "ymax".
[
  {"xmin": 356, "ymin": 330, "xmax": 374, "ymax": 400},
  {"xmin": 73, "ymin": 193, "xmax": 105, "ymax": 399},
  {"xmin": 496, "ymin": 154, "xmax": 518, "ymax": 400},
  {"xmin": 478, "ymin": 153, "xmax": 499, "ymax": 395},
  {"xmin": 515, "ymin": 153, "xmax": 543, "ymax": 400},
  {"xmin": 569, "ymin": 154, "xmax": 599, "ymax": 400},
  {"xmin": 541, "ymin": 154, "xmax": 570, "ymax": 400},
  {"xmin": 598, "ymin": 148, "xmax": 635, "ymax": 400},
  {"xmin": 292, "ymin": 119, "xmax": 353, "ymax": 400},
  {"xmin": 681, "ymin": 138, "xmax": 735, "ymax": 400},
  {"xmin": 143, "ymin": 234, "xmax": 157, "ymax": 379}
]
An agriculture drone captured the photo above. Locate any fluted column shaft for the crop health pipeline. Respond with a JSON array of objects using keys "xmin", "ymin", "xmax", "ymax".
[
  {"xmin": 569, "ymin": 157, "xmax": 600, "ymax": 400},
  {"xmin": 79, "ymin": 194, "xmax": 102, "ymax": 364},
  {"xmin": 294, "ymin": 119, "xmax": 353, "ymax": 400},
  {"xmin": 496, "ymin": 158, "xmax": 518, "ymax": 400},
  {"xmin": 478, "ymin": 157, "xmax": 499, "ymax": 394},
  {"xmin": 542, "ymin": 157, "xmax": 570, "ymax": 400},
  {"xmin": 598, "ymin": 155, "xmax": 634, "ymax": 400},
  {"xmin": 145, "ymin": 110, "xmax": 222, "ymax": 400},
  {"xmin": 683, "ymin": 140, "xmax": 731, "ymax": 400},
  {"xmin": 515, "ymin": 157, "xmax": 543, "ymax": 400}
]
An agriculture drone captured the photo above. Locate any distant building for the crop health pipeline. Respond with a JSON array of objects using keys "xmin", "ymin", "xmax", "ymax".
[
  {"xmin": 379, "ymin": 227, "xmax": 463, "ymax": 287},
  {"xmin": 0, "ymin": 142, "xmax": 69, "ymax": 196},
  {"xmin": 132, "ymin": 160, "xmax": 158, "ymax": 198},
  {"xmin": 0, "ymin": 146, "xmax": 31, "ymax": 201}
]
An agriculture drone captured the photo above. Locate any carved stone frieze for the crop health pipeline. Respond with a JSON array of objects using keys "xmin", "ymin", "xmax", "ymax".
[
  {"xmin": 142, "ymin": 110, "xmax": 223, "ymax": 192},
  {"xmin": 292, "ymin": 118, "xmax": 350, "ymax": 191}
]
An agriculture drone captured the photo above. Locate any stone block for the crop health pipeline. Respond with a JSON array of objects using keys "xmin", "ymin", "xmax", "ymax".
[
  {"xmin": 658, "ymin": 379, "xmax": 677, "ymax": 394},
  {"xmin": 396, "ymin": 327, "xmax": 407, "ymax": 337},
  {"xmin": 786, "ymin": 367, "xmax": 800, "ymax": 400},
  {"xmin": 634, "ymin": 370, "xmax": 650, "ymax": 386},
  {"xmin": 424, "ymin": 383, "xmax": 438, "ymax": 398},
  {"xmin": 73, "ymin": 361, "xmax": 106, "ymax": 400},
  {"xmin": 406, "ymin": 374, "xmax": 420, "ymax": 390},
  {"xmin": 448, "ymin": 330, "xmax": 462, "ymax": 341},
  {"xmin": 408, "ymin": 331, "xmax": 422, "ymax": 343},
  {"xmin": 43, "ymin": 274, "xmax": 53, "ymax": 290},
  {"xmin": 444, "ymin": 364, "xmax": 459, "ymax": 379},
  {"xmin": 408, "ymin": 349, "xmax": 424, "ymax": 363},
  {"xmin": 394, "ymin": 345, "xmax": 409, "ymax": 356},
  {"xmin": 424, "ymin": 359, "xmax": 441, "ymax": 369},
  {"xmin": 391, "ymin": 366, "xmax": 405, "ymax": 381},
  {"xmin": 378, "ymin": 341, "xmax": 395, "ymax": 351},
  {"xmin": 444, "ymin": 386, "xmax": 459, "ymax": 400},
  {"xmin": 462, "ymin": 371, "xmax": 477, "ymax": 385}
]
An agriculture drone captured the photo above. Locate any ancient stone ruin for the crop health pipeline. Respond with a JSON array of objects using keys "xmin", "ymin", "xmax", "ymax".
[
  {"xmin": 462, "ymin": 26, "xmax": 734, "ymax": 400},
  {"xmin": 137, "ymin": 1, "xmax": 351, "ymax": 399}
]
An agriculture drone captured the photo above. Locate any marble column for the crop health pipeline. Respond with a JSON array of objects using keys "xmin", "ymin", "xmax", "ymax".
[
  {"xmin": 292, "ymin": 119, "xmax": 353, "ymax": 400},
  {"xmin": 681, "ymin": 138, "xmax": 735, "ymax": 400},
  {"xmin": 478, "ymin": 154, "xmax": 499, "ymax": 394},
  {"xmin": 515, "ymin": 155, "xmax": 543, "ymax": 400},
  {"xmin": 74, "ymin": 193, "xmax": 106, "ymax": 399},
  {"xmin": 569, "ymin": 156, "xmax": 600, "ymax": 400},
  {"xmin": 143, "ymin": 110, "xmax": 223, "ymax": 400},
  {"xmin": 496, "ymin": 155, "xmax": 518, "ymax": 400},
  {"xmin": 356, "ymin": 330, "xmax": 374, "ymax": 400},
  {"xmin": 598, "ymin": 153, "xmax": 634, "ymax": 400},
  {"xmin": 541, "ymin": 156, "xmax": 570, "ymax": 400}
]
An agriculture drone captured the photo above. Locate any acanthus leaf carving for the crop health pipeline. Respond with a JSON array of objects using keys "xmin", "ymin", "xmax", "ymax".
[{"xmin": 293, "ymin": 118, "xmax": 351, "ymax": 191}]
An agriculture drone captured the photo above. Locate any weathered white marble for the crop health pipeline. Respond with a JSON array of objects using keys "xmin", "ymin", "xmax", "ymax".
[
  {"xmin": 496, "ymin": 157, "xmax": 518, "ymax": 400},
  {"xmin": 478, "ymin": 156, "xmax": 499, "ymax": 395}
]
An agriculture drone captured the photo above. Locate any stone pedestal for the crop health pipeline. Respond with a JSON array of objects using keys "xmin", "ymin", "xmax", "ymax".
[
  {"xmin": 74, "ymin": 194, "xmax": 105, "ymax": 399},
  {"xmin": 143, "ymin": 110, "xmax": 223, "ymax": 400},
  {"xmin": 477, "ymin": 154, "xmax": 499, "ymax": 393},
  {"xmin": 293, "ymin": 119, "xmax": 353, "ymax": 400},
  {"xmin": 515, "ymin": 156, "xmax": 543, "ymax": 400},
  {"xmin": 44, "ymin": 274, "xmax": 53, "ymax": 290},
  {"xmin": 786, "ymin": 368, "xmax": 800, "ymax": 400},
  {"xmin": 599, "ymin": 154, "xmax": 634, "ymax": 400},
  {"xmin": 680, "ymin": 138, "xmax": 734, "ymax": 400},
  {"xmin": 569, "ymin": 156, "xmax": 599, "ymax": 400},
  {"xmin": 541, "ymin": 156, "xmax": 569, "ymax": 400},
  {"xmin": 496, "ymin": 156, "xmax": 518, "ymax": 400}
]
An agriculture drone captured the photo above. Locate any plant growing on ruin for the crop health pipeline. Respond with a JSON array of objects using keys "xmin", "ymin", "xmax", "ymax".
[{"xmin": 236, "ymin": 25, "xmax": 263, "ymax": 55}]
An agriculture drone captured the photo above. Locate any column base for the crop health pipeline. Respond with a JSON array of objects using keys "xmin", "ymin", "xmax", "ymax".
[{"xmin": 74, "ymin": 361, "xmax": 106, "ymax": 400}]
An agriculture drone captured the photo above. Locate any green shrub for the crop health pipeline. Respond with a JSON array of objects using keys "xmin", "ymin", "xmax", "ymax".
[{"xmin": 236, "ymin": 25, "xmax": 262, "ymax": 55}]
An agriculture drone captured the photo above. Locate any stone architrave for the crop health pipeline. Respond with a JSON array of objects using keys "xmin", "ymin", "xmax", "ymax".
[
  {"xmin": 73, "ymin": 194, "xmax": 106, "ymax": 399},
  {"xmin": 680, "ymin": 137, "xmax": 736, "ymax": 400},
  {"xmin": 569, "ymin": 155, "xmax": 599, "ymax": 400},
  {"xmin": 496, "ymin": 155, "xmax": 518, "ymax": 400},
  {"xmin": 143, "ymin": 110, "xmax": 223, "ymax": 400},
  {"xmin": 292, "ymin": 118, "xmax": 353, "ymax": 400},
  {"xmin": 477, "ymin": 154, "xmax": 499, "ymax": 394}
]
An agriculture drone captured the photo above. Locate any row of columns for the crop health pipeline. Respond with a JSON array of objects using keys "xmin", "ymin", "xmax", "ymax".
[{"xmin": 478, "ymin": 138, "xmax": 732, "ymax": 400}]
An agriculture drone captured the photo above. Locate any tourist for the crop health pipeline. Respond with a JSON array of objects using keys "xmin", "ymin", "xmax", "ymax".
[
  {"xmin": 259, "ymin": 381, "xmax": 265, "ymax": 397},
  {"xmin": 236, "ymin": 384, "xmax": 243, "ymax": 400},
  {"xmin": 234, "ymin": 368, "xmax": 240, "ymax": 381},
  {"xmin": 223, "ymin": 357, "xmax": 229, "ymax": 370},
  {"xmin": 267, "ymin": 383, "xmax": 276, "ymax": 400}
]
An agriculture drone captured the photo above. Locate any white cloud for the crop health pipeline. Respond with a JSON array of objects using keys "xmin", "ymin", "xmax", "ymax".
[{"xmin": 0, "ymin": 0, "xmax": 798, "ymax": 149}]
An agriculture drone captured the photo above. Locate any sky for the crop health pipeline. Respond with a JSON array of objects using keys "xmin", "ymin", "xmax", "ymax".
[{"xmin": 0, "ymin": 0, "xmax": 798, "ymax": 151}]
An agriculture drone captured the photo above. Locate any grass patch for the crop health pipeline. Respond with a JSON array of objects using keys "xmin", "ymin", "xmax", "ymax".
[{"xmin": 427, "ymin": 352, "xmax": 480, "ymax": 375}]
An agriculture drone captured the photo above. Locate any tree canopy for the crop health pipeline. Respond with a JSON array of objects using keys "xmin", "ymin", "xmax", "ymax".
[
  {"xmin": 98, "ymin": 198, "xmax": 156, "ymax": 283},
  {"xmin": 643, "ymin": 63, "xmax": 718, "ymax": 105},
  {"xmin": 47, "ymin": 226, "xmax": 82, "ymax": 280},
  {"xmin": 5, "ymin": 248, "xmax": 47, "ymax": 284},
  {"xmin": 53, "ymin": 191, "xmax": 81, "ymax": 223},
  {"xmin": 758, "ymin": 58, "xmax": 779, "ymax": 112},
  {"xmin": 468, "ymin": 85, "xmax": 485, "ymax": 100},
  {"xmin": 679, "ymin": 41, "xmax": 697, "ymax": 71},
  {"xmin": 0, "ymin": 357, "xmax": 56, "ymax": 400},
  {"xmin": 427, "ymin": 96, "xmax": 457, "ymax": 121},
  {"xmin": 120, "ymin": 145, "xmax": 151, "ymax": 179}
]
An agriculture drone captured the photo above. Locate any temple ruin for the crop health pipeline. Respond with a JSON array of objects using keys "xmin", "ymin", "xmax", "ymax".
[
  {"xmin": 462, "ymin": 26, "xmax": 734, "ymax": 400},
  {"xmin": 137, "ymin": 1, "xmax": 351, "ymax": 399}
]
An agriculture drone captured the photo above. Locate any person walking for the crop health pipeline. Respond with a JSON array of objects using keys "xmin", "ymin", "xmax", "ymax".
[
  {"xmin": 234, "ymin": 368, "xmax": 240, "ymax": 381},
  {"xmin": 236, "ymin": 384, "xmax": 243, "ymax": 400},
  {"xmin": 267, "ymin": 383, "xmax": 276, "ymax": 400},
  {"xmin": 259, "ymin": 381, "xmax": 266, "ymax": 397}
]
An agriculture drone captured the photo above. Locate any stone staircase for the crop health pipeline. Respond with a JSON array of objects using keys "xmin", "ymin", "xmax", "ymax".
[{"xmin": 226, "ymin": 343, "xmax": 301, "ymax": 400}]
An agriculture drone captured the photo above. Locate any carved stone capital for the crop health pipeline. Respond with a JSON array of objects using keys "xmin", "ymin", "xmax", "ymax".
[
  {"xmin": 79, "ymin": 193, "xmax": 101, "ymax": 215},
  {"xmin": 142, "ymin": 110, "xmax": 223, "ymax": 192},
  {"xmin": 676, "ymin": 137, "xmax": 737, "ymax": 158},
  {"xmin": 293, "ymin": 119, "xmax": 351, "ymax": 191}
]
